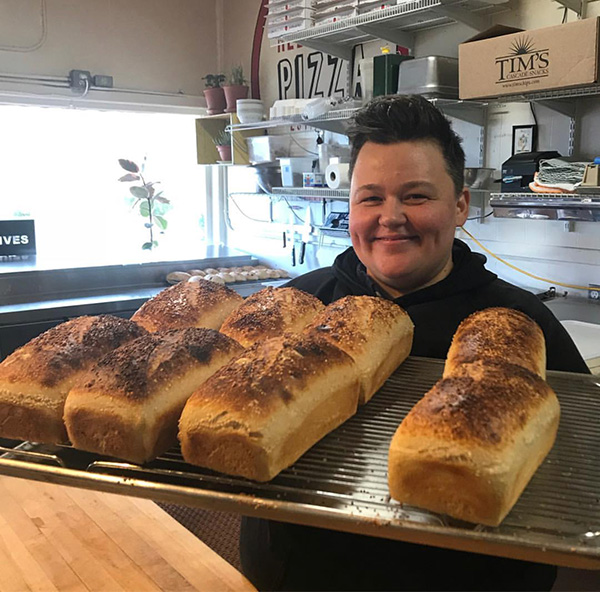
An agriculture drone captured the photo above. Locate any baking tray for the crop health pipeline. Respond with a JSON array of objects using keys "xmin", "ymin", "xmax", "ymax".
[{"xmin": 0, "ymin": 357, "xmax": 599, "ymax": 570}]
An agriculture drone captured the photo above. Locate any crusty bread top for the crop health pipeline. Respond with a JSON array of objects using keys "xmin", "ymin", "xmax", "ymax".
[
  {"xmin": 183, "ymin": 332, "xmax": 355, "ymax": 418},
  {"xmin": 0, "ymin": 315, "xmax": 147, "ymax": 388},
  {"xmin": 444, "ymin": 307, "xmax": 546, "ymax": 378},
  {"xmin": 304, "ymin": 295, "xmax": 413, "ymax": 352},
  {"xmin": 73, "ymin": 328, "xmax": 244, "ymax": 402},
  {"xmin": 398, "ymin": 360, "xmax": 557, "ymax": 449},
  {"xmin": 219, "ymin": 286, "xmax": 325, "ymax": 347},
  {"xmin": 131, "ymin": 279, "xmax": 243, "ymax": 332}
]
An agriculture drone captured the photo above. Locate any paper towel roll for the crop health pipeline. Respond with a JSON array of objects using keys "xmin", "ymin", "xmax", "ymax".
[{"xmin": 326, "ymin": 162, "xmax": 350, "ymax": 189}]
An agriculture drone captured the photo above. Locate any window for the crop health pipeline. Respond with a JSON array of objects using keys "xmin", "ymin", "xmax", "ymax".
[{"xmin": 0, "ymin": 104, "xmax": 206, "ymax": 268}]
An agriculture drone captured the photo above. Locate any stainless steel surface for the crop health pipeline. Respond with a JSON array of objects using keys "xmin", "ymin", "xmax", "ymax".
[
  {"xmin": 0, "ymin": 357, "xmax": 598, "ymax": 568},
  {"xmin": 490, "ymin": 193, "xmax": 600, "ymax": 222},
  {"xmin": 465, "ymin": 167, "xmax": 495, "ymax": 189},
  {"xmin": 398, "ymin": 56, "xmax": 459, "ymax": 99}
]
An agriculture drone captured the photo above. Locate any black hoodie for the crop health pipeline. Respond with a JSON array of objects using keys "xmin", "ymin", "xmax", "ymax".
[{"xmin": 286, "ymin": 239, "xmax": 588, "ymax": 374}]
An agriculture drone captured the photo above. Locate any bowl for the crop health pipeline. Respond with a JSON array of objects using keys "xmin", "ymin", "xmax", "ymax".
[
  {"xmin": 251, "ymin": 162, "xmax": 281, "ymax": 193},
  {"xmin": 237, "ymin": 99, "xmax": 265, "ymax": 123},
  {"xmin": 464, "ymin": 167, "xmax": 495, "ymax": 190}
]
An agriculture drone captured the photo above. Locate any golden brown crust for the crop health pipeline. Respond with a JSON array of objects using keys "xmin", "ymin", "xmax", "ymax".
[
  {"xmin": 304, "ymin": 296, "xmax": 414, "ymax": 403},
  {"xmin": 0, "ymin": 315, "xmax": 147, "ymax": 388},
  {"xmin": 74, "ymin": 328, "xmax": 244, "ymax": 402},
  {"xmin": 179, "ymin": 332, "xmax": 361, "ymax": 480},
  {"xmin": 400, "ymin": 360, "xmax": 555, "ymax": 447},
  {"xmin": 219, "ymin": 287, "xmax": 324, "ymax": 348},
  {"xmin": 444, "ymin": 307, "xmax": 546, "ymax": 379},
  {"xmin": 65, "ymin": 328, "xmax": 244, "ymax": 463},
  {"xmin": 0, "ymin": 315, "xmax": 147, "ymax": 444},
  {"xmin": 131, "ymin": 278, "xmax": 243, "ymax": 332}
]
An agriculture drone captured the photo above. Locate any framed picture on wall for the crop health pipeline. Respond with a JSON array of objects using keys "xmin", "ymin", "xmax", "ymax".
[{"xmin": 512, "ymin": 124, "xmax": 536, "ymax": 155}]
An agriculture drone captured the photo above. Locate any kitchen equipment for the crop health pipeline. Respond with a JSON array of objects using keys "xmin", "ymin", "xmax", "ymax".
[
  {"xmin": 246, "ymin": 136, "xmax": 291, "ymax": 164},
  {"xmin": 397, "ymin": 56, "xmax": 459, "ymax": 98},
  {"xmin": 236, "ymin": 99, "xmax": 265, "ymax": 124},
  {"xmin": 1, "ymin": 358, "xmax": 599, "ymax": 569},
  {"xmin": 299, "ymin": 206, "xmax": 312, "ymax": 264},
  {"xmin": 501, "ymin": 151, "xmax": 561, "ymax": 193},
  {"xmin": 464, "ymin": 167, "xmax": 495, "ymax": 190},
  {"xmin": 251, "ymin": 162, "xmax": 281, "ymax": 193},
  {"xmin": 279, "ymin": 157, "xmax": 317, "ymax": 187},
  {"xmin": 373, "ymin": 53, "xmax": 413, "ymax": 96},
  {"xmin": 357, "ymin": 57, "xmax": 374, "ymax": 103}
]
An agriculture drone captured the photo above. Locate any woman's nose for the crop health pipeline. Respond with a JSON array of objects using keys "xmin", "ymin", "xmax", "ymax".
[{"xmin": 379, "ymin": 199, "xmax": 407, "ymax": 227}]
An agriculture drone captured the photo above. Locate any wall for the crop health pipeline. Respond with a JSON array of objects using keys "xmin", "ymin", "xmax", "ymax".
[
  {"xmin": 0, "ymin": 0, "xmax": 218, "ymax": 110},
  {"xmin": 220, "ymin": 0, "xmax": 600, "ymax": 303}
]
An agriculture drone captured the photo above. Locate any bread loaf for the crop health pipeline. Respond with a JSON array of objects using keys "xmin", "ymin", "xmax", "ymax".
[
  {"xmin": 388, "ymin": 359, "xmax": 559, "ymax": 526},
  {"xmin": 131, "ymin": 278, "xmax": 243, "ymax": 332},
  {"xmin": 304, "ymin": 296, "xmax": 413, "ymax": 404},
  {"xmin": 219, "ymin": 286, "xmax": 325, "ymax": 348},
  {"xmin": 444, "ymin": 307, "xmax": 546, "ymax": 379},
  {"xmin": 64, "ymin": 328, "xmax": 244, "ymax": 464},
  {"xmin": 0, "ymin": 315, "xmax": 147, "ymax": 444},
  {"xmin": 179, "ymin": 333, "xmax": 360, "ymax": 481}
]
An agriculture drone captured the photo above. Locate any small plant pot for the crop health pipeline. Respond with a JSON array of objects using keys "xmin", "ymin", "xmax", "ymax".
[
  {"xmin": 216, "ymin": 144, "xmax": 232, "ymax": 162},
  {"xmin": 203, "ymin": 87, "xmax": 226, "ymax": 115},
  {"xmin": 223, "ymin": 84, "xmax": 249, "ymax": 113}
]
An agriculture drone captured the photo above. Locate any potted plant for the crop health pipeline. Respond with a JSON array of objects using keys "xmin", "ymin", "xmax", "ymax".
[
  {"xmin": 202, "ymin": 73, "xmax": 226, "ymax": 115},
  {"xmin": 118, "ymin": 158, "xmax": 170, "ymax": 250},
  {"xmin": 213, "ymin": 129, "xmax": 232, "ymax": 162},
  {"xmin": 223, "ymin": 65, "xmax": 249, "ymax": 113}
]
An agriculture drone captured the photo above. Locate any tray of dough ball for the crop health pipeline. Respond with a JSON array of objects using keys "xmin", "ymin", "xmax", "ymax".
[{"xmin": 166, "ymin": 265, "xmax": 290, "ymax": 286}]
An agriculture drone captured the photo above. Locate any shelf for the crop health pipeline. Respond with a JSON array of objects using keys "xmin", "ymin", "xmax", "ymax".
[
  {"xmin": 228, "ymin": 98, "xmax": 487, "ymax": 135},
  {"xmin": 270, "ymin": 187, "xmax": 350, "ymax": 200},
  {"xmin": 272, "ymin": 0, "xmax": 509, "ymax": 60},
  {"xmin": 490, "ymin": 192, "xmax": 600, "ymax": 222}
]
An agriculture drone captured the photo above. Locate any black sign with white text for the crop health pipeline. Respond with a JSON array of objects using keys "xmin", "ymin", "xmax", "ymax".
[{"xmin": 0, "ymin": 220, "xmax": 36, "ymax": 255}]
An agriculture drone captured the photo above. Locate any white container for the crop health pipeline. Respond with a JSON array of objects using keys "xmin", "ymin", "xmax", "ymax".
[
  {"xmin": 267, "ymin": 8, "xmax": 314, "ymax": 24},
  {"xmin": 236, "ymin": 99, "xmax": 265, "ymax": 123},
  {"xmin": 268, "ymin": 0, "xmax": 316, "ymax": 14},
  {"xmin": 279, "ymin": 156, "xmax": 317, "ymax": 186},
  {"xmin": 268, "ymin": 19, "xmax": 313, "ymax": 38},
  {"xmin": 246, "ymin": 136, "xmax": 292, "ymax": 163}
]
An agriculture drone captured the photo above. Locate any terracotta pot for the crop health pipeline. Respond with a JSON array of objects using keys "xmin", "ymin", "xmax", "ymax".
[
  {"xmin": 223, "ymin": 84, "xmax": 249, "ymax": 113},
  {"xmin": 216, "ymin": 144, "xmax": 232, "ymax": 162},
  {"xmin": 203, "ymin": 87, "xmax": 226, "ymax": 115}
]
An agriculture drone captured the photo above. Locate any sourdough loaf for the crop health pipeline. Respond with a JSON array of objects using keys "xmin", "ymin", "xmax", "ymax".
[
  {"xmin": 179, "ymin": 333, "xmax": 360, "ymax": 481},
  {"xmin": 131, "ymin": 278, "xmax": 243, "ymax": 332},
  {"xmin": 388, "ymin": 360, "xmax": 559, "ymax": 526},
  {"xmin": 64, "ymin": 328, "xmax": 244, "ymax": 464},
  {"xmin": 444, "ymin": 307, "xmax": 546, "ymax": 379},
  {"xmin": 304, "ymin": 296, "xmax": 413, "ymax": 404},
  {"xmin": 219, "ymin": 286, "xmax": 324, "ymax": 348},
  {"xmin": 0, "ymin": 315, "xmax": 147, "ymax": 444}
]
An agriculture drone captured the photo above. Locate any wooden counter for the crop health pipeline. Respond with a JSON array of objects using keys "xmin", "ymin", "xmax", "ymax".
[{"xmin": 0, "ymin": 475, "xmax": 256, "ymax": 592}]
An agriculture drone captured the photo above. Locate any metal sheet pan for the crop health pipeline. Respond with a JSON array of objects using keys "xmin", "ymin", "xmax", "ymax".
[{"xmin": 0, "ymin": 357, "xmax": 598, "ymax": 569}]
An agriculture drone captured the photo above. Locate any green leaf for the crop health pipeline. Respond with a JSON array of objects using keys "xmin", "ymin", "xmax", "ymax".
[
  {"xmin": 155, "ymin": 195, "xmax": 170, "ymax": 204},
  {"xmin": 139, "ymin": 201, "xmax": 151, "ymax": 217},
  {"xmin": 118, "ymin": 173, "xmax": 140, "ymax": 182},
  {"xmin": 130, "ymin": 186, "xmax": 148, "ymax": 199},
  {"xmin": 142, "ymin": 242, "xmax": 153, "ymax": 250},
  {"xmin": 152, "ymin": 240, "xmax": 159, "ymax": 247},
  {"xmin": 155, "ymin": 215, "xmax": 168, "ymax": 230},
  {"xmin": 119, "ymin": 159, "xmax": 139, "ymax": 173}
]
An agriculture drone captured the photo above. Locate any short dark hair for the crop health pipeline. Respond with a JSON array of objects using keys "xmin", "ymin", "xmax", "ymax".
[{"xmin": 347, "ymin": 95, "xmax": 465, "ymax": 194}]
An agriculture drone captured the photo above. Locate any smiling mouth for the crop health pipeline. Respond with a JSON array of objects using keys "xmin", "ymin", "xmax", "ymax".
[{"xmin": 373, "ymin": 235, "xmax": 418, "ymax": 242}]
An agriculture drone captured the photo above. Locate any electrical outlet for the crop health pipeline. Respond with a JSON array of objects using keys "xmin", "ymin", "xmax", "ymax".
[
  {"xmin": 68, "ymin": 69, "xmax": 92, "ymax": 92},
  {"xmin": 589, "ymin": 284, "xmax": 600, "ymax": 300}
]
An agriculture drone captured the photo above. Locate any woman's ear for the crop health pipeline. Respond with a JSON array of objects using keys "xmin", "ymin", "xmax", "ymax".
[{"xmin": 455, "ymin": 188, "xmax": 470, "ymax": 226}]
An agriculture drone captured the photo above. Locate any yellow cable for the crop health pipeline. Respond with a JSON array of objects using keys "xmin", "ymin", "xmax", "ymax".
[{"xmin": 459, "ymin": 226, "xmax": 592, "ymax": 291}]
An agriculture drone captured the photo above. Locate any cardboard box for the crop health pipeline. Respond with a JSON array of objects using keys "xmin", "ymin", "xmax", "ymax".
[{"xmin": 459, "ymin": 19, "xmax": 600, "ymax": 100}]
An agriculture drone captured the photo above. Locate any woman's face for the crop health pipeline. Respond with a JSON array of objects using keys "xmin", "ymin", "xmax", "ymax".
[{"xmin": 349, "ymin": 140, "xmax": 469, "ymax": 298}]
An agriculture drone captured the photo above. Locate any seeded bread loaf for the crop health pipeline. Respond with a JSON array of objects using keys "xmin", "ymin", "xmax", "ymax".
[
  {"xmin": 0, "ymin": 315, "xmax": 147, "ymax": 444},
  {"xmin": 304, "ymin": 295, "xmax": 413, "ymax": 404},
  {"xmin": 219, "ymin": 286, "xmax": 325, "ymax": 348},
  {"xmin": 131, "ymin": 278, "xmax": 243, "ymax": 332},
  {"xmin": 64, "ymin": 328, "xmax": 244, "ymax": 464},
  {"xmin": 388, "ymin": 359, "xmax": 559, "ymax": 526},
  {"xmin": 179, "ymin": 333, "xmax": 360, "ymax": 481}
]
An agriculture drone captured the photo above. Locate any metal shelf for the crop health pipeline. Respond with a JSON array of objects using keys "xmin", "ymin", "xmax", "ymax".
[
  {"xmin": 490, "ymin": 192, "xmax": 600, "ymax": 222},
  {"xmin": 272, "ymin": 0, "xmax": 509, "ymax": 60},
  {"xmin": 271, "ymin": 187, "xmax": 351, "ymax": 200}
]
